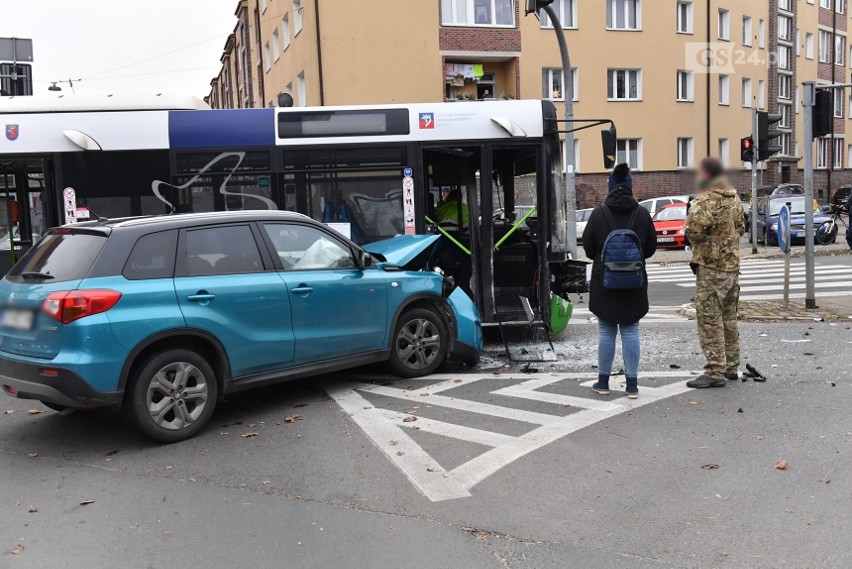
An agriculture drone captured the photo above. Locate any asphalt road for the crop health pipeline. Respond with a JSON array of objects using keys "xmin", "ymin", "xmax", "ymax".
[{"xmin": 3, "ymin": 321, "xmax": 852, "ymax": 568}]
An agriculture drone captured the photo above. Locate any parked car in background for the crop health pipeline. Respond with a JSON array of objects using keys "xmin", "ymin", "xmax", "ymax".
[
  {"xmin": 575, "ymin": 208, "xmax": 593, "ymax": 243},
  {"xmin": 831, "ymin": 185, "xmax": 852, "ymax": 209},
  {"xmin": 652, "ymin": 203, "xmax": 688, "ymax": 249},
  {"xmin": 770, "ymin": 183, "xmax": 804, "ymax": 197},
  {"xmin": 639, "ymin": 195, "xmax": 689, "ymax": 217},
  {"xmin": 751, "ymin": 196, "xmax": 833, "ymax": 246},
  {"xmin": 0, "ymin": 212, "xmax": 482, "ymax": 442}
]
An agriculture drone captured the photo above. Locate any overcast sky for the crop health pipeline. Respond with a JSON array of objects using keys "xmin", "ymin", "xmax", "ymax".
[{"xmin": 3, "ymin": 0, "xmax": 238, "ymax": 99}]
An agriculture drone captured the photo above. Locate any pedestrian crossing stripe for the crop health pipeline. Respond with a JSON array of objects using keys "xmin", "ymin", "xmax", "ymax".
[{"xmin": 570, "ymin": 307, "xmax": 688, "ymax": 324}]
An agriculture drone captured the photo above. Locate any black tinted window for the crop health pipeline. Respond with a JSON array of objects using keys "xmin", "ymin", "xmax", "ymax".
[
  {"xmin": 7, "ymin": 231, "xmax": 107, "ymax": 283},
  {"xmin": 123, "ymin": 231, "xmax": 177, "ymax": 280},
  {"xmin": 185, "ymin": 226, "xmax": 263, "ymax": 276}
]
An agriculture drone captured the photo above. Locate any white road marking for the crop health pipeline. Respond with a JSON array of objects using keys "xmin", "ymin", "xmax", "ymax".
[{"xmin": 321, "ymin": 371, "xmax": 695, "ymax": 502}]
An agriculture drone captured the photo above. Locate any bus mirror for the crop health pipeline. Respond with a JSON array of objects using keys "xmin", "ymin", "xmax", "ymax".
[
  {"xmin": 7, "ymin": 201, "xmax": 20, "ymax": 223},
  {"xmin": 601, "ymin": 125, "xmax": 617, "ymax": 169}
]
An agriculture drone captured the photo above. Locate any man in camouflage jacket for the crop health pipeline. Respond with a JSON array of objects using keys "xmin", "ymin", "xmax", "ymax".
[{"xmin": 684, "ymin": 158, "xmax": 745, "ymax": 388}]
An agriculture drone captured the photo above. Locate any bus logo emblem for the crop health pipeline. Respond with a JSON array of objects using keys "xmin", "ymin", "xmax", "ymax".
[
  {"xmin": 5, "ymin": 124, "xmax": 19, "ymax": 141},
  {"xmin": 419, "ymin": 113, "xmax": 435, "ymax": 129}
]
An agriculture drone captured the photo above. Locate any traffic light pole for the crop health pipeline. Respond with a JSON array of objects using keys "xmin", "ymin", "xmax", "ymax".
[
  {"xmin": 802, "ymin": 81, "xmax": 816, "ymax": 308},
  {"xmin": 541, "ymin": 3, "xmax": 576, "ymax": 259},
  {"xmin": 750, "ymin": 107, "xmax": 758, "ymax": 255}
]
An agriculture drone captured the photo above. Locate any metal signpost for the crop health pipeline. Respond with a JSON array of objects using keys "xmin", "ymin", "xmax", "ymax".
[
  {"xmin": 802, "ymin": 82, "xmax": 817, "ymax": 309},
  {"xmin": 778, "ymin": 203, "xmax": 792, "ymax": 310},
  {"xmin": 750, "ymin": 108, "xmax": 759, "ymax": 255}
]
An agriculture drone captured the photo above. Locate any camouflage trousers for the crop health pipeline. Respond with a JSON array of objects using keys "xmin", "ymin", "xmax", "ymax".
[{"xmin": 695, "ymin": 267, "xmax": 740, "ymax": 379}]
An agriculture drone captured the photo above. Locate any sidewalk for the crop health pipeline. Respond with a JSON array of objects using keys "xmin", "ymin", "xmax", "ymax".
[
  {"xmin": 680, "ymin": 296, "xmax": 852, "ymax": 322},
  {"xmin": 651, "ymin": 239, "xmax": 852, "ymax": 265}
]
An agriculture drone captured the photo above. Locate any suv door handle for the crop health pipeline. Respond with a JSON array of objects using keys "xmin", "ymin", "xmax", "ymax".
[
  {"xmin": 289, "ymin": 285, "xmax": 314, "ymax": 295},
  {"xmin": 187, "ymin": 292, "xmax": 216, "ymax": 302}
]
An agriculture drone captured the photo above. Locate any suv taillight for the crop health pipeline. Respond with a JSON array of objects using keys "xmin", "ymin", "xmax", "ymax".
[{"xmin": 41, "ymin": 290, "xmax": 122, "ymax": 324}]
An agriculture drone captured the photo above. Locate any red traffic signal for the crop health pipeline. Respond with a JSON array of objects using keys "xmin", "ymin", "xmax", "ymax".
[{"xmin": 740, "ymin": 136, "xmax": 755, "ymax": 162}]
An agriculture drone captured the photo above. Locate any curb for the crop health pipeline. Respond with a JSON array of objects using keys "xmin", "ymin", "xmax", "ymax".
[{"xmin": 679, "ymin": 303, "xmax": 696, "ymax": 319}]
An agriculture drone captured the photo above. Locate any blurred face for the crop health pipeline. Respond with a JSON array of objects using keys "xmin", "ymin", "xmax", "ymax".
[{"xmin": 696, "ymin": 168, "xmax": 711, "ymax": 187}]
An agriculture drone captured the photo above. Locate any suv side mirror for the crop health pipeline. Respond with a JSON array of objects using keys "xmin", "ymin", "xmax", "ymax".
[{"xmin": 358, "ymin": 251, "xmax": 373, "ymax": 269}]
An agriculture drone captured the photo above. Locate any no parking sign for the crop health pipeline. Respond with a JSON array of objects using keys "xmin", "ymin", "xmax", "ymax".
[{"xmin": 777, "ymin": 204, "xmax": 791, "ymax": 253}]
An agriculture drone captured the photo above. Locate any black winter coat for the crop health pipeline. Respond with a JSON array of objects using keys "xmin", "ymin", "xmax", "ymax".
[{"xmin": 582, "ymin": 186, "xmax": 657, "ymax": 325}]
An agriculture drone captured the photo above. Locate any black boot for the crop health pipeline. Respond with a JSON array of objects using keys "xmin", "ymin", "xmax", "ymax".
[
  {"xmin": 686, "ymin": 375, "xmax": 726, "ymax": 388},
  {"xmin": 725, "ymin": 372, "xmax": 739, "ymax": 381}
]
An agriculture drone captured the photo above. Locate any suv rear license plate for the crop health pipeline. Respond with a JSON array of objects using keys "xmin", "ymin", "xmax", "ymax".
[{"xmin": 0, "ymin": 308, "xmax": 34, "ymax": 331}]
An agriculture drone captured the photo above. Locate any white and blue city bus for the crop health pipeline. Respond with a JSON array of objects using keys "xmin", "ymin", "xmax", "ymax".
[{"xmin": 0, "ymin": 94, "xmax": 588, "ymax": 329}]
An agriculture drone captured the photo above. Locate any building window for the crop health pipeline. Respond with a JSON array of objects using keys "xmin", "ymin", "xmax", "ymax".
[
  {"xmin": 293, "ymin": 0, "xmax": 303, "ymax": 34},
  {"xmin": 779, "ymin": 0, "xmax": 793, "ymax": 10},
  {"xmin": 742, "ymin": 77, "xmax": 752, "ymax": 107},
  {"xmin": 779, "ymin": 74, "xmax": 792, "ymax": 99},
  {"xmin": 441, "ymin": 0, "xmax": 515, "ymax": 27},
  {"xmin": 607, "ymin": 0, "xmax": 640, "ymax": 31},
  {"xmin": 561, "ymin": 140, "xmax": 581, "ymax": 173},
  {"xmin": 541, "ymin": 0, "xmax": 576, "ymax": 28},
  {"xmin": 778, "ymin": 45, "xmax": 792, "ymax": 70},
  {"xmin": 835, "ymin": 138, "xmax": 844, "ymax": 168},
  {"xmin": 758, "ymin": 80, "xmax": 765, "ymax": 108},
  {"xmin": 840, "ymin": 0, "xmax": 848, "ymax": 14},
  {"xmin": 718, "ymin": 9, "xmax": 730, "ymax": 40},
  {"xmin": 297, "ymin": 71, "xmax": 306, "ymax": 106},
  {"xmin": 779, "ymin": 133, "xmax": 791, "ymax": 156},
  {"xmin": 677, "ymin": 70, "xmax": 694, "ymax": 101},
  {"xmin": 283, "ymin": 14, "xmax": 290, "ymax": 49},
  {"xmin": 796, "ymin": 29, "xmax": 801, "ymax": 55},
  {"xmin": 742, "ymin": 16, "xmax": 752, "ymax": 46},
  {"xmin": 835, "ymin": 87, "xmax": 845, "ymax": 117},
  {"xmin": 616, "ymin": 139, "xmax": 642, "ymax": 169},
  {"xmin": 607, "ymin": 69, "xmax": 641, "ymax": 100},
  {"xmin": 778, "ymin": 15, "xmax": 792, "ymax": 41},
  {"xmin": 543, "ymin": 68, "xmax": 579, "ymax": 101},
  {"xmin": 677, "ymin": 1, "xmax": 693, "ymax": 34},
  {"xmin": 263, "ymin": 42, "xmax": 271, "ymax": 72},
  {"xmin": 718, "ymin": 138, "xmax": 730, "ymax": 168},
  {"xmin": 819, "ymin": 30, "xmax": 832, "ymax": 63},
  {"xmin": 677, "ymin": 138, "xmax": 694, "ymax": 169},
  {"xmin": 817, "ymin": 138, "xmax": 829, "ymax": 169},
  {"xmin": 272, "ymin": 29, "xmax": 280, "ymax": 61},
  {"xmin": 718, "ymin": 74, "xmax": 730, "ymax": 105},
  {"xmin": 820, "ymin": 0, "xmax": 831, "ymax": 9},
  {"xmin": 780, "ymin": 103, "xmax": 792, "ymax": 128},
  {"xmin": 806, "ymin": 32, "xmax": 815, "ymax": 59},
  {"xmin": 836, "ymin": 35, "xmax": 846, "ymax": 65},
  {"xmin": 758, "ymin": 19, "xmax": 765, "ymax": 48},
  {"xmin": 260, "ymin": 0, "xmax": 268, "ymax": 13}
]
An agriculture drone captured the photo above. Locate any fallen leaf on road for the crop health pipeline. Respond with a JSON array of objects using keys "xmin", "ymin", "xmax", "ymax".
[
  {"xmin": 11, "ymin": 545, "xmax": 23, "ymax": 554},
  {"xmin": 26, "ymin": 409, "xmax": 42, "ymax": 415},
  {"xmin": 775, "ymin": 459, "xmax": 789, "ymax": 470},
  {"xmin": 396, "ymin": 451, "xmax": 405, "ymax": 456},
  {"xmin": 3, "ymin": 410, "xmax": 14, "ymax": 414},
  {"xmin": 701, "ymin": 463, "xmax": 720, "ymax": 470},
  {"xmin": 162, "ymin": 530, "xmax": 174, "ymax": 537},
  {"xmin": 403, "ymin": 406, "xmax": 420, "ymax": 413},
  {"xmin": 27, "ymin": 506, "xmax": 37, "ymax": 513},
  {"xmin": 453, "ymin": 379, "xmax": 462, "ymax": 383},
  {"xmin": 426, "ymin": 466, "xmax": 439, "ymax": 472},
  {"xmin": 241, "ymin": 432, "xmax": 259, "ymax": 438},
  {"xmin": 284, "ymin": 414, "xmax": 302, "ymax": 423},
  {"xmin": 388, "ymin": 440, "xmax": 399, "ymax": 446},
  {"xmin": 402, "ymin": 416, "xmax": 417, "ymax": 423},
  {"xmin": 689, "ymin": 401, "xmax": 699, "ymax": 405},
  {"xmin": 26, "ymin": 453, "xmax": 37, "ymax": 459},
  {"xmin": 79, "ymin": 499, "xmax": 95, "ymax": 506}
]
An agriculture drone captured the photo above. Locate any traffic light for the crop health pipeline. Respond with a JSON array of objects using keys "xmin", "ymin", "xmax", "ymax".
[
  {"xmin": 525, "ymin": 0, "xmax": 554, "ymax": 14},
  {"xmin": 740, "ymin": 136, "xmax": 755, "ymax": 162},
  {"xmin": 813, "ymin": 90, "xmax": 833, "ymax": 138},
  {"xmin": 757, "ymin": 111, "xmax": 783, "ymax": 161},
  {"xmin": 601, "ymin": 125, "xmax": 617, "ymax": 169}
]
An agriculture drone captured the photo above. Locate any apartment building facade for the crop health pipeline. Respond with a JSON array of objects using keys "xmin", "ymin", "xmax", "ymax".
[{"xmin": 207, "ymin": 0, "xmax": 852, "ymax": 205}]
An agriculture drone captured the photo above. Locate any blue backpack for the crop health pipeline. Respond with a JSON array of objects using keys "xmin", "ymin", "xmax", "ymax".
[{"xmin": 599, "ymin": 205, "xmax": 645, "ymax": 290}]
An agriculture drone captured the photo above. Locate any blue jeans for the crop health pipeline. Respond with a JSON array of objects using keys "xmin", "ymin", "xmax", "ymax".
[{"xmin": 598, "ymin": 320, "xmax": 640, "ymax": 378}]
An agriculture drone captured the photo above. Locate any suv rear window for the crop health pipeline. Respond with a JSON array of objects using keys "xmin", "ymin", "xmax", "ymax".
[{"xmin": 6, "ymin": 231, "xmax": 107, "ymax": 283}]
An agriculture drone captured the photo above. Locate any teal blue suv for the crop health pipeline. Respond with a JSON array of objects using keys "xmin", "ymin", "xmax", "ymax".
[{"xmin": 0, "ymin": 212, "xmax": 481, "ymax": 442}]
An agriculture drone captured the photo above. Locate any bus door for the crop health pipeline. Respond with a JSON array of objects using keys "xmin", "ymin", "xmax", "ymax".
[
  {"xmin": 0, "ymin": 157, "xmax": 52, "ymax": 272},
  {"xmin": 421, "ymin": 147, "xmax": 485, "ymax": 313}
]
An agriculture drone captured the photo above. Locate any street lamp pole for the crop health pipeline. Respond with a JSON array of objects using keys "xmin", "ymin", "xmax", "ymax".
[{"xmin": 541, "ymin": 3, "xmax": 577, "ymax": 258}]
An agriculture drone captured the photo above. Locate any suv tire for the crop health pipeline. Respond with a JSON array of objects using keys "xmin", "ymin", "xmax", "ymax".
[
  {"xmin": 388, "ymin": 308, "xmax": 448, "ymax": 378},
  {"xmin": 124, "ymin": 348, "xmax": 218, "ymax": 443}
]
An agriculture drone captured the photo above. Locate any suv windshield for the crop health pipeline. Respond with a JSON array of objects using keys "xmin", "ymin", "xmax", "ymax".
[{"xmin": 6, "ymin": 230, "xmax": 107, "ymax": 283}]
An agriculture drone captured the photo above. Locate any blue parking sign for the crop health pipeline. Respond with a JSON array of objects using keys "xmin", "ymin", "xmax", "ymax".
[
  {"xmin": 403, "ymin": 167, "xmax": 413, "ymax": 177},
  {"xmin": 778, "ymin": 204, "xmax": 791, "ymax": 253}
]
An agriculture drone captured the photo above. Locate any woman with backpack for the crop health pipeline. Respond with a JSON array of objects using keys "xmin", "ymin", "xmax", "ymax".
[{"xmin": 581, "ymin": 164, "xmax": 657, "ymax": 399}]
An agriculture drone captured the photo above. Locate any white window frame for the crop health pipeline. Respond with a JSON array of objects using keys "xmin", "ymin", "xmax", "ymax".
[
  {"xmin": 263, "ymin": 42, "xmax": 271, "ymax": 72},
  {"xmin": 742, "ymin": 16, "xmax": 752, "ymax": 46},
  {"xmin": 718, "ymin": 138, "xmax": 730, "ymax": 168},
  {"xmin": 616, "ymin": 138, "xmax": 643, "ymax": 170},
  {"xmin": 817, "ymin": 138, "xmax": 829, "ymax": 169},
  {"xmin": 541, "ymin": 0, "xmax": 577, "ymax": 29},
  {"xmin": 835, "ymin": 138, "xmax": 844, "ymax": 169},
  {"xmin": 741, "ymin": 77, "xmax": 752, "ymax": 107},
  {"xmin": 758, "ymin": 80, "xmax": 765, "ymax": 108},
  {"xmin": 607, "ymin": 69, "xmax": 642, "ymax": 101},
  {"xmin": 283, "ymin": 14, "xmax": 291, "ymax": 50},
  {"xmin": 294, "ymin": 0, "xmax": 303, "ymax": 34},
  {"xmin": 718, "ymin": 9, "xmax": 730, "ymax": 41},
  {"xmin": 835, "ymin": 87, "xmax": 845, "ymax": 118},
  {"xmin": 759, "ymin": 19, "xmax": 766, "ymax": 49},
  {"xmin": 272, "ymin": 28, "xmax": 280, "ymax": 62},
  {"xmin": 806, "ymin": 32, "xmax": 815, "ymax": 59},
  {"xmin": 677, "ymin": 70, "xmax": 694, "ymax": 102},
  {"xmin": 847, "ymin": 145, "xmax": 852, "ymax": 168},
  {"xmin": 677, "ymin": 137, "xmax": 694, "ymax": 169},
  {"xmin": 297, "ymin": 71, "xmax": 306, "ymax": 106},
  {"xmin": 543, "ymin": 68, "xmax": 579, "ymax": 101},
  {"xmin": 836, "ymin": 35, "xmax": 846, "ymax": 66},
  {"xmin": 820, "ymin": 0, "xmax": 831, "ymax": 9},
  {"xmin": 778, "ymin": 15, "xmax": 792, "ymax": 41},
  {"xmin": 607, "ymin": 0, "xmax": 641, "ymax": 31},
  {"xmin": 677, "ymin": 1, "xmax": 693, "ymax": 34},
  {"xmin": 779, "ymin": 74, "xmax": 792, "ymax": 100},
  {"xmin": 819, "ymin": 30, "xmax": 832, "ymax": 63},
  {"xmin": 441, "ymin": 0, "xmax": 516, "ymax": 27},
  {"xmin": 718, "ymin": 74, "xmax": 730, "ymax": 106},
  {"xmin": 779, "ymin": 0, "xmax": 793, "ymax": 10},
  {"xmin": 778, "ymin": 45, "xmax": 792, "ymax": 70}
]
